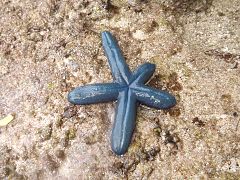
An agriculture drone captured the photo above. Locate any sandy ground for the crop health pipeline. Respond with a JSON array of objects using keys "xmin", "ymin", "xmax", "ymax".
[{"xmin": 0, "ymin": 0, "xmax": 240, "ymax": 179}]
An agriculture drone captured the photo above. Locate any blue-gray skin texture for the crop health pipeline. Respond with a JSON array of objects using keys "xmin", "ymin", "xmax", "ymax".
[{"xmin": 68, "ymin": 31, "xmax": 176, "ymax": 155}]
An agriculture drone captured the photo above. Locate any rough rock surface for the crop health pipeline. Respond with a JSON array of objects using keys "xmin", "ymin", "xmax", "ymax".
[{"xmin": 0, "ymin": 0, "xmax": 239, "ymax": 179}]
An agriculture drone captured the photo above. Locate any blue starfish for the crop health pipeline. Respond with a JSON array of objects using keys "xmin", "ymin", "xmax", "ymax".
[{"xmin": 68, "ymin": 31, "xmax": 176, "ymax": 155}]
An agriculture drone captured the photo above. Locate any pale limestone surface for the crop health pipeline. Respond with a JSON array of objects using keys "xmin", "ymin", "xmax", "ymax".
[{"xmin": 0, "ymin": 0, "xmax": 239, "ymax": 179}]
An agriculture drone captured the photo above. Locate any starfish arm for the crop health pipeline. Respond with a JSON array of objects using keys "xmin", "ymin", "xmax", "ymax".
[
  {"xmin": 111, "ymin": 89, "xmax": 137, "ymax": 155},
  {"xmin": 133, "ymin": 85, "xmax": 176, "ymax": 109},
  {"xmin": 101, "ymin": 31, "xmax": 132, "ymax": 84},
  {"xmin": 68, "ymin": 83, "xmax": 123, "ymax": 105},
  {"xmin": 130, "ymin": 63, "xmax": 156, "ymax": 84}
]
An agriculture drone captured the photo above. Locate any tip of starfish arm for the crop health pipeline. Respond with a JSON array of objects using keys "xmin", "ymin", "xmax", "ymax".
[
  {"xmin": 163, "ymin": 94, "xmax": 177, "ymax": 109},
  {"xmin": 101, "ymin": 31, "xmax": 113, "ymax": 44},
  {"xmin": 101, "ymin": 31, "xmax": 110, "ymax": 36},
  {"xmin": 68, "ymin": 90, "xmax": 79, "ymax": 104},
  {"xmin": 133, "ymin": 85, "xmax": 177, "ymax": 109},
  {"xmin": 150, "ymin": 91, "xmax": 177, "ymax": 109},
  {"xmin": 111, "ymin": 141, "xmax": 128, "ymax": 155}
]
